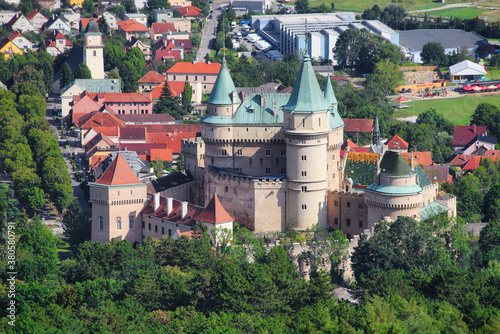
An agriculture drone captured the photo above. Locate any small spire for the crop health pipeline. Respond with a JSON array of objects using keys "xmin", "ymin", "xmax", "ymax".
[
  {"xmin": 373, "ymin": 110, "xmax": 381, "ymax": 146},
  {"xmin": 324, "ymin": 70, "xmax": 337, "ymax": 105}
]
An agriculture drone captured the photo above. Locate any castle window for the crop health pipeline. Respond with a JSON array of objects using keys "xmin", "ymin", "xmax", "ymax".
[
  {"xmin": 346, "ymin": 202, "xmax": 351, "ymax": 208},
  {"xmin": 195, "ymin": 75, "xmax": 198, "ymax": 80},
  {"xmin": 332, "ymin": 154, "xmax": 335, "ymax": 161},
  {"xmin": 228, "ymin": 128, "xmax": 230, "ymax": 132},
  {"xmin": 301, "ymin": 204, "xmax": 307, "ymax": 210},
  {"xmin": 281, "ymin": 167, "xmax": 286, "ymax": 173},
  {"xmin": 301, "ymin": 171, "xmax": 306, "ymax": 176},
  {"xmin": 302, "ymin": 119, "xmax": 305, "ymax": 128},
  {"xmin": 301, "ymin": 186, "xmax": 307, "ymax": 192},
  {"xmin": 221, "ymin": 149, "xmax": 227, "ymax": 156},
  {"xmin": 265, "ymin": 149, "xmax": 271, "ymax": 156},
  {"xmin": 265, "ymin": 168, "xmax": 272, "ymax": 174},
  {"xmin": 162, "ymin": 227, "xmax": 165, "ymax": 234},
  {"xmin": 301, "ymin": 155, "xmax": 306, "ymax": 161},
  {"xmin": 99, "ymin": 216, "xmax": 103, "ymax": 230},
  {"xmin": 93, "ymin": 50, "xmax": 96, "ymax": 56},
  {"xmin": 116, "ymin": 217, "xmax": 122, "ymax": 230},
  {"xmin": 332, "ymin": 173, "xmax": 335, "ymax": 179},
  {"xmin": 129, "ymin": 216, "xmax": 134, "ymax": 229},
  {"xmin": 168, "ymin": 229, "xmax": 172, "ymax": 236},
  {"xmin": 359, "ymin": 220, "xmax": 363, "ymax": 228},
  {"xmin": 155, "ymin": 225, "xmax": 158, "ymax": 233},
  {"xmin": 334, "ymin": 218, "xmax": 338, "ymax": 225},
  {"xmin": 148, "ymin": 223, "xmax": 151, "ymax": 230},
  {"xmin": 174, "ymin": 75, "xmax": 177, "ymax": 80},
  {"xmin": 334, "ymin": 201, "xmax": 338, "ymax": 207},
  {"xmin": 225, "ymin": 186, "xmax": 228, "ymax": 192},
  {"xmin": 236, "ymin": 149, "xmax": 242, "ymax": 156},
  {"xmin": 118, "ymin": 191, "xmax": 120, "ymax": 196},
  {"xmin": 186, "ymin": 75, "xmax": 188, "ymax": 80},
  {"xmin": 142, "ymin": 221, "xmax": 145, "ymax": 228},
  {"xmin": 280, "ymin": 149, "xmax": 286, "ymax": 156},
  {"xmin": 358, "ymin": 203, "xmax": 363, "ymax": 209},
  {"xmin": 381, "ymin": 214, "xmax": 384, "ymax": 221},
  {"xmin": 346, "ymin": 219, "xmax": 351, "ymax": 226}
]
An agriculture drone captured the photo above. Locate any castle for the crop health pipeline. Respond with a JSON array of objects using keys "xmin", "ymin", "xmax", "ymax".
[{"xmin": 89, "ymin": 52, "xmax": 456, "ymax": 243}]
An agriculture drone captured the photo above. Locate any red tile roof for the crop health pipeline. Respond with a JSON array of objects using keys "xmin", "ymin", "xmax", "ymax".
[
  {"xmin": 343, "ymin": 118, "xmax": 374, "ymax": 133},
  {"xmin": 178, "ymin": 6, "xmax": 203, "ymax": 17},
  {"xmin": 79, "ymin": 111, "xmax": 125, "ymax": 129},
  {"xmin": 462, "ymin": 156, "xmax": 482, "ymax": 171},
  {"xmin": 7, "ymin": 13, "xmax": 23, "ymax": 27},
  {"xmin": 453, "ymin": 125, "xmax": 487, "ymax": 146},
  {"xmin": 341, "ymin": 139, "xmax": 358, "ymax": 150},
  {"xmin": 150, "ymin": 148, "xmax": 173, "ymax": 161},
  {"xmin": 329, "ymin": 75, "xmax": 350, "ymax": 82},
  {"xmin": 119, "ymin": 127, "xmax": 146, "ymax": 140},
  {"xmin": 167, "ymin": 61, "xmax": 221, "ymax": 74},
  {"xmin": 138, "ymin": 71, "xmax": 165, "ymax": 84},
  {"xmin": 7, "ymin": 31, "xmax": 25, "ymax": 41},
  {"xmin": 84, "ymin": 92, "xmax": 152, "ymax": 103},
  {"xmin": 194, "ymin": 195, "xmax": 233, "ymax": 224},
  {"xmin": 151, "ymin": 22, "xmax": 176, "ymax": 34},
  {"xmin": 95, "ymin": 153, "xmax": 142, "ymax": 185},
  {"xmin": 449, "ymin": 154, "xmax": 473, "ymax": 167},
  {"xmin": 401, "ymin": 151, "xmax": 433, "ymax": 166},
  {"xmin": 118, "ymin": 19, "xmax": 149, "ymax": 32},
  {"xmin": 116, "ymin": 113, "xmax": 176, "ymax": 123},
  {"xmin": 156, "ymin": 49, "xmax": 182, "ymax": 62},
  {"xmin": 26, "ymin": 9, "xmax": 46, "ymax": 21},
  {"xmin": 386, "ymin": 134, "xmax": 409, "ymax": 150},
  {"xmin": 149, "ymin": 81, "xmax": 185, "ymax": 99},
  {"xmin": 423, "ymin": 164, "xmax": 452, "ymax": 183},
  {"xmin": 484, "ymin": 150, "xmax": 500, "ymax": 158},
  {"xmin": 142, "ymin": 196, "xmax": 203, "ymax": 226},
  {"xmin": 84, "ymin": 132, "xmax": 115, "ymax": 153},
  {"xmin": 81, "ymin": 18, "xmax": 99, "ymax": 30},
  {"xmin": 166, "ymin": 38, "xmax": 192, "ymax": 50}
]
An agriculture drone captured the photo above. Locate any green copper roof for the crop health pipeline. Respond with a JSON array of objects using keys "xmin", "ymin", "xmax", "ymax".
[
  {"xmin": 203, "ymin": 93, "xmax": 289, "ymax": 125},
  {"xmin": 207, "ymin": 57, "xmax": 241, "ymax": 105},
  {"xmin": 365, "ymin": 183, "xmax": 423, "ymax": 195},
  {"xmin": 284, "ymin": 54, "xmax": 331, "ymax": 113},
  {"xmin": 415, "ymin": 165, "xmax": 432, "ymax": 188},
  {"xmin": 379, "ymin": 151, "xmax": 413, "ymax": 176},
  {"xmin": 329, "ymin": 107, "xmax": 344, "ymax": 130},
  {"xmin": 420, "ymin": 201, "xmax": 450, "ymax": 221},
  {"xmin": 324, "ymin": 76, "xmax": 338, "ymax": 105}
]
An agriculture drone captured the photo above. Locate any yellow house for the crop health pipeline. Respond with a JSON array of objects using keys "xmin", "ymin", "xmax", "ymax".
[
  {"xmin": 0, "ymin": 38, "xmax": 23, "ymax": 60},
  {"xmin": 67, "ymin": 0, "xmax": 85, "ymax": 8}
]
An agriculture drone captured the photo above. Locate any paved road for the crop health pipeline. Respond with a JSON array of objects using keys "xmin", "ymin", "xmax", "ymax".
[{"xmin": 196, "ymin": 2, "xmax": 228, "ymax": 62}]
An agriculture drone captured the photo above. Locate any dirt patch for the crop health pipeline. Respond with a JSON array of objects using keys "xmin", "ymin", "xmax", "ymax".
[{"xmin": 403, "ymin": 70, "xmax": 442, "ymax": 85}]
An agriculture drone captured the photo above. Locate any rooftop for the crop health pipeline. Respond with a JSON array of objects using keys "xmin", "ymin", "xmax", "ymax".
[
  {"xmin": 379, "ymin": 151, "xmax": 413, "ymax": 176},
  {"xmin": 399, "ymin": 29, "xmax": 486, "ymax": 52},
  {"xmin": 118, "ymin": 19, "xmax": 149, "ymax": 32},
  {"xmin": 138, "ymin": 71, "xmax": 166, "ymax": 84},
  {"xmin": 166, "ymin": 61, "xmax": 221, "ymax": 74},
  {"xmin": 95, "ymin": 153, "xmax": 143, "ymax": 186},
  {"xmin": 207, "ymin": 57, "xmax": 241, "ymax": 105}
]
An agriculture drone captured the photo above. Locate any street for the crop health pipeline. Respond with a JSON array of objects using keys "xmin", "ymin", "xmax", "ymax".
[{"xmin": 196, "ymin": 1, "xmax": 228, "ymax": 62}]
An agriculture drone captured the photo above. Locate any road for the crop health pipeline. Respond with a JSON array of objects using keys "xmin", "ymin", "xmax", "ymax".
[{"xmin": 196, "ymin": 2, "xmax": 228, "ymax": 62}]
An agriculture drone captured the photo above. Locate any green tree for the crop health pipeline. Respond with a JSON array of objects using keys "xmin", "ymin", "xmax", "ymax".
[
  {"xmin": 479, "ymin": 220, "xmax": 500, "ymax": 263},
  {"xmin": 98, "ymin": 17, "xmax": 110, "ymax": 36},
  {"xmin": 295, "ymin": 0, "xmax": 309, "ymax": 13},
  {"xmin": 153, "ymin": 81, "xmax": 182, "ymax": 119},
  {"xmin": 124, "ymin": 0, "xmax": 137, "ymax": 13},
  {"xmin": 483, "ymin": 183, "xmax": 500, "ymax": 222},
  {"xmin": 36, "ymin": 56, "xmax": 54, "ymax": 94},
  {"xmin": 12, "ymin": 167, "xmax": 45, "ymax": 213},
  {"xmin": 14, "ymin": 65, "xmax": 46, "ymax": 96},
  {"xmin": 60, "ymin": 63, "xmax": 73, "ymax": 90},
  {"xmin": 380, "ymin": 4, "xmax": 406, "ymax": 28},
  {"xmin": 104, "ymin": 43, "xmax": 126, "ymax": 71},
  {"xmin": 74, "ymin": 63, "xmax": 92, "ymax": 79},
  {"xmin": 176, "ymin": 152, "xmax": 184, "ymax": 171},
  {"xmin": 490, "ymin": 54, "xmax": 500, "ymax": 67},
  {"xmin": 153, "ymin": 157, "xmax": 164, "ymax": 178},
  {"xmin": 182, "ymin": 81, "xmax": 192, "ymax": 110},
  {"xmin": 108, "ymin": 69, "xmax": 120, "ymax": 79},
  {"xmin": 82, "ymin": 0, "xmax": 96, "ymax": 16},
  {"xmin": 63, "ymin": 200, "xmax": 91, "ymax": 251},
  {"xmin": 119, "ymin": 60, "xmax": 139, "ymax": 93},
  {"xmin": 17, "ymin": 94, "xmax": 46, "ymax": 120},
  {"xmin": 421, "ymin": 41, "xmax": 448, "ymax": 67},
  {"xmin": 471, "ymin": 103, "xmax": 500, "ymax": 140},
  {"xmin": 416, "ymin": 108, "xmax": 453, "ymax": 133},
  {"xmin": 334, "ymin": 29, "xmax": 364, "ymax": 68},
  {"xmin": 365, "ymin": 59, "xmax": 403, "ymax": 94},
  {"xmin": 108, "ymin": 5, "xmax": 125, "ymax": 20},
  {"xmin": 126, "ymin": 47, "xmax": 146, "ymax": 77}
]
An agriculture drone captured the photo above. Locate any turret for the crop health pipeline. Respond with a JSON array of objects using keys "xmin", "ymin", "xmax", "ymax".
[{"xmin": 205, "ymin": 56, "xmax": 241, "ymax": 116}]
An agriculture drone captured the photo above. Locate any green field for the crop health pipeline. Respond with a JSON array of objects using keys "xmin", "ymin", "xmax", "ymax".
[
  {"xmin": 306, "ymin": 0, "xmax": 464, "ymax": 13},
  {"xmin": 393, "ymin": 94, "xmax": 500, "ymax": 124},
  {"xmin": 425, "ymin": 7, "xmax": 486, "ymax": 19}
]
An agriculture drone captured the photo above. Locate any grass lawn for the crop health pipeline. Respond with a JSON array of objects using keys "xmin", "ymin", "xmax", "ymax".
[
  {"xmin": 425, "ymin": 7, "xmax": 486, "ymax": 19},
  {"xmin": 393, "ymin": 94, "xmax": 500, "ymax": 124},
  {"xmin": 305, "ymin": 0, "xmax": 463, "ymax": 13}
]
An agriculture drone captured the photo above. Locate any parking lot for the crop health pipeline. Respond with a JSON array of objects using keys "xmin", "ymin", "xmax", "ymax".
[{"xmin": 230, "ymin": 23, "xmax": 283, "ymax": 63}]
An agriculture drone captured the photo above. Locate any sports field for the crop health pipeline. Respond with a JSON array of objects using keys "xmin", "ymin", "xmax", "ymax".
[{"xmin": 307, "ymin": 0, "xmax": 463, "ymax": 12}]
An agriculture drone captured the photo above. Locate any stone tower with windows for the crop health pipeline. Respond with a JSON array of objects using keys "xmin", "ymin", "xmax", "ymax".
[
  {"xmin": 83, "ymin": 20, "xmax": 104, "ymax": 79},
  {"xmin": 90, "ymin": 153, "xmax": 147, "ymax": 243},
  {"xmin": 283, "ymin": 53, "xmax": 332, "ymax": 230}
]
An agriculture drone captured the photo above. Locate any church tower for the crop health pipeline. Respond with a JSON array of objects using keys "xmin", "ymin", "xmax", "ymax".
[
  {"xmin": 283, "ymin": 53, "xmax": 332, "ymax": 230},
  {"xmin": 83, "ymin": 20, "xmax": 104, "ymax": 79}
]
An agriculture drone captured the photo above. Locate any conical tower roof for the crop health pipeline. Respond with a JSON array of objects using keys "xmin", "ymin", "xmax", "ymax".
[
  {"xmin": 379, "ymin": 151, "xmax": 412, "ymax": 176},
  {"xmin": 194, "ymin": 194, "xmax": 234, "ymax": 224},
  {"xmin": 324, "ymin": 74, "xmax": 337, "ymax": 105},
  {"xmin": 284, "ymin": 54, "xmax": 331, "ymax": 113},
  {"xmin": 206, "ymin": 57, "xmax": 241, "ymax": 105},
  {"xmin": 95, "ymin": 153, "xmax": 142, "ymax": 186}
]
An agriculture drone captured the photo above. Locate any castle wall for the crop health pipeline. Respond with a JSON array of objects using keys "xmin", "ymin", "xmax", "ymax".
[
  {"xmin": 157, "ymin": 181, "xmax": 194, "ymax": 202},
  {"xmin": 327, "ymin": 128, "xmax": 343, "ymax": 192},
  {"xmin": 182, "ymin": 139, "xmax": 205, "ymax": 205},
  {"xmin": 90, "ymin": 183, "xmax": 147, "ymax": 244},
  {"xmin": 328, "ymin": 191, "xmax": 368, "ymax": 238}
]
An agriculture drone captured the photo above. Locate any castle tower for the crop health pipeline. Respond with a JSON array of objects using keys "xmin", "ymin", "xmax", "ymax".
[
  {"xmin": 89, "ymin": 153, "xmax": 147, "ymax": 243},
  {"xmin": 201, "ymin": 56, "xmax": 241, "ymax": 170},
  {"xmin": 324, "ymin": 73, "xmax": 344, "ymax": 191},
  {"xmin": 83, "ymin": 20, "xmax": 104, "ymax": 79},
  {"xmin": 283, "ymin": 53, "xmax": 332, "ymax": 230},
  {"xmin": 372, "ymin": 109, "xmax": 381, "ymax": 146}
]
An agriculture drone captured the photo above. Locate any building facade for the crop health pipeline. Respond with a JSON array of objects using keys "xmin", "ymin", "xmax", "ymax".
[{"xmin": 83, "ymin": 20, "xmax": 105, "ymax": 79}]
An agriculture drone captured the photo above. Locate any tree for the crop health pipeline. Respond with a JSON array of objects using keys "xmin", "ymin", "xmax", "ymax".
[
  {"xmin": 365, "ymin": 59, "xmax": 403, "ymax": 94},
  {"xmin": 60, "ymin": 63, "xmax": 73, "ymax": 89},
  {"xmin": 17, "ymin": 94, "xmax": 46, "ymax": 120},
  {"xmin": 124, "ymin": 0, "xmax": 137, "ymax": 13},
  {"xmin": 82, "ymin": 0, "xmax": 96, "ymax": 16},
  {"xmin": 483, "ymin": 184, "xmax": 500, "ymax": 222},
  {"xmin": 479, "ymin": 220, "xmax": 500, "ymax": 263},
  {"xmin": 416, "ymin": 108, "xmax": 453, "ymax": 133},
  {"xmin": 490, "ymin": 54, "xmax": 500, "ymax": 67},
  {"xmin": 98, "ymin": 17, "xmax": 110, "ymax": 36},
  {"xmin": 449, "ymin": 46, "xmax": 474, "ymax": 65},
  {"xmin": 380, "ymin": 5, "xmax": 406, "ymax": 28},
  {"xmin": 476, "ymin": 43, "xmax": 495, "ymax": 59},
  {"xmin": 334, "ymin": 29, "xmax": 364, "ymax": 67},
  {"xmin": 119, "ymin": 60, "xmax": 139, "ymax": 93},
  {"xmin": 153, "ymin": 81, "xmax": 182, "ymax": 119},
  {"xmin": 63, "ymin": 200, "xmax": 91, "ymax": 251},
  {"xmin": 108, "ymin": 5, "xmax": 125, "ymax": 20},
  {"xmin": 36, "ymin": 56, "xmax": 54, "ymax": 94},
  {"xmin": 12, "ymin": 167, "xmax": 45, "ymax": 213},
  {"xmin": 15, "ymin": 66, "xmax": 46, "ymax": 96},
  {"xmin": 108, "ymin": 70, "xmax": 120, "ymax": 79},
  {"xmin": 147, "ymin": 0, "xmax": 171, "ymax": 11},
  {"xmin": 126, "ymin": 47, "xmax": 146, "ymax": 77},
  {"xmin": 471, "ymin": 103, "xmax": 500, "ymax": 140},
  {"xmin": 104, "ymin": 43, "xmax": 126, "ymax": 71},
  {"xmin": 421, "ymin": 41, "xmax": 447, "ymax": 67},
  {"xmin": 74, "ymin": 63, "xmax": 92, "ymax": 79},
  {"xmin": 182, "ymin": 81, "xmax": 192, "ymax": 110},
  {"xmin": 176, "ymin": 152, "xmax": 184, "ymax": 171},
  {"xmin": 295, "ymin": 0, "xmax": 309, "ymax": 13},
  {"xmin": 372, "ymin": 43, "xmax": 405, "ymax": 69}
]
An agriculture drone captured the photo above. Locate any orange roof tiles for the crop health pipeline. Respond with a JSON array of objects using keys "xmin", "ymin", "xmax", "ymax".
[
  {"xmin": 78, "ymin": 111, "xmax": 125, "ymax": 129},
  {"xmin": 343, "ymin": 118, "xmax": 374, "ymax": 133},
  {"xmin": 138, "ymin": 71, "xmax": 165, "ymax": 84},
  {"xmin": 195, "ymin": 195, "xmax": 233, "ymax": 224},
  {"xmin": 81, "ymin": 18, "xmax": 99, "ymax": 29},
  {"xmin": 401, "ymin": 151, "xmax": 433, "ymax": 166},
  {"xmin": 95, "ymin": 153, "xmax": 142, "ymax": 185},
  {"xmin": 151, "ymin": 22, "xmax": 176, "ymax": 34},
  {"xmin": 178, "ymin": 6, "xmax": 203, "ymax": 17},
  {"xmin": 150, "ymin": 148, "xmax": 173, "ymax": 161},
  {"xmin": 26, "ymin": 9, "xmax": 46, "ymax": 20},
  {"xmin": 484, "ymin": 150, "xmax": 500, "ymax": 158},
  {"xmin": 118, "ymin": 19, "xmax": 149, "ymax": 32},
  {"xmin": 7, "ymin": 31, "xmax": 25, "ymax": 41},
  {"xmin": 167, "ymin": 61, "xmax": 221, "ymax": 74},
  {"xmin": 149, "ymin": 81, "xmax": 185, "ymax": 99},
  {"xmin": 386, "ymin": 134, "xmax": 409, "ymax": 150}
]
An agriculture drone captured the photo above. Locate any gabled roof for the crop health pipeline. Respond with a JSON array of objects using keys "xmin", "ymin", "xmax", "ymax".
[
  {"xmin": 7, "ymin": 13, "xmax": 26, "ymax": 27},
  {"xmin": 26, "ymin": 9, "xmax": 47, "ymax": 21},
  {"xmin": 462, "ymin": 156, "xmax": 482, "ymax": 171},
  {"xmin": 330, "ymin": 75, "xmax": 350, "ymax": 82},
  {"xmin": 138, "ymin": 71, "xmax": 165, "ymax": 84},
  {"xmin": 449, "ymin": 154, "xmax": 473, "ymax": 167},
  {"xmin": 146, "ymin": 171, "xmax": 193, "ymax": 194},
  {"xmin": 423, "ymin": 164, "xmax": 452, "ymax": 183},
  {"xmin": 81, "ymin": 18, "xmax": 99, "ymax": 30},
  {"xmin": 118, "ymin": 19, "xmax": 149, "ymax": 32},
  {"xmin": 207, "ymin": 57, "xmax": 240, "ymax": 105},
  {"xmin": 95, "ymin": 153, "xmax": 143, "ymax": 185},
  {"xmin": 116, "ymin": 113, "xmax": 176, "ymax": 123},
  {"xmin": 119, "ymin": 127, "xmax": 146, "ymax": 140},
  {"xmin": 401, "ymin": 151, "xmax": 433, "ymax": 166},
  {"xmin": 167, "ymin": 61, "xmax": 221, "ymax": 74},
  {"xmin": 84, "ymin": 132, "xmax": 115, "ymax": 152},
  {"xmin": 149, "ymin": 81, "xmax": 185, "ymax": 99},
  {"xmin": 7, "ymin": 31, "xmax": 26, "ymax": 41},
  {"xmin": 386, "ymin": 134, "xmax": 409, "ymax": 150},
  {"xmin": 166, "ymin": 38, "xmax": 192, "ymax": 50},
  {"xmin": 151, "ymin": 22, "xmax": 176, "ymax": 34},
  {"xmin": 194, "ymin": 195, "xmax": 234, "ymax": 224},
  {"xmin": 177, "ymin": 6, "xmax": 203, "ymax": 17},
  {"xmin": 141, "ymin": 196, "xmax": 203, "ymax": 226},
  {"xmin": 156, "ymin": 49, "xmax": 182, "ymax": 62},
  {"xmin": 449, "ymin": 60, "xmax": 486, "ymax": 76},
  {"xmin": 464, "ymin": 134, "xmax": 497, "ymax": 150},
  {"xmin": 343, "ymin": 118, "xmax": 374, "ymax": 133},
  {"xmin": 79, "ymin": 111, "xmax": 125, "ymax": 129},
  {"xmin": 341, "ymin": 139, "xmax": 358, "ymax": 150},
  {"xmin": 284, "ymin": 54, "xmax": 330, "ymax": 113},
  {"xmin": 453, "ymin": 125, "xmax": 487, "ymax": 146},
  {"xmin": 484, "ymin": 150, "xmax": 500, "ymax": 157}
]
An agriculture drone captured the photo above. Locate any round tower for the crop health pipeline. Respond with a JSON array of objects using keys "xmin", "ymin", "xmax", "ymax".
[
  {"xmin": 283, "ymin": 53, "xmax": 331, "ymax": 230},
  {"xmin": 83, "ymin": 20, "xmax": 104, "ymax": 79}
]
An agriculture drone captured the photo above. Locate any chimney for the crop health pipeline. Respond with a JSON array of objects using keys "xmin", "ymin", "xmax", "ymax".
[
  {"xmin": 153, "ymin": 193, "xmax": 160, "ymax": 211},
  {"xmin": 260, "ymin": 95, "xmax": 264, "ymax": 107},
  {"xmin": 207, "ymin": 60, "xmax": 211, "ymax": 65},
  {"xmin": 166, "ymin": 197, "xmax": 173, "ymax": 215},
  {"xmin": 473, "ymin": 124, "xmax": 476, "ymax": 133},
  {"xmin": 181, "ymin": 201, "xmax": 188, "ymax": 219}
]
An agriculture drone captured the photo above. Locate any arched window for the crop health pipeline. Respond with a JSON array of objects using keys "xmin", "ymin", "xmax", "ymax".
[{"xmin": 93, "ymin": 50, "xmax": 96, "ymax": 57}]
